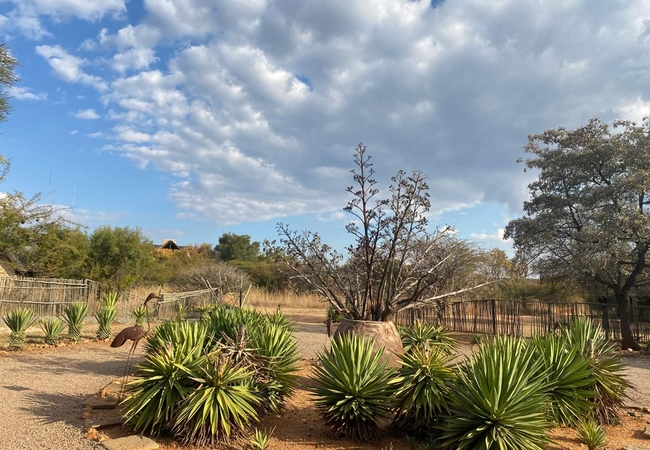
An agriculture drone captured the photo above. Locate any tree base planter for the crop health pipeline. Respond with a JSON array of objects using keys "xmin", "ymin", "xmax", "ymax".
[{"xmin": 332, "ymin": 319, "xmax": 404, "ymax": 367}]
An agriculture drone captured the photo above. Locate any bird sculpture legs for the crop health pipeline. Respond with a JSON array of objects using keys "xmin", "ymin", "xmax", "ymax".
[{"xmin": 119, "ymin": 338, "xmax": 142, "ymax": 399}]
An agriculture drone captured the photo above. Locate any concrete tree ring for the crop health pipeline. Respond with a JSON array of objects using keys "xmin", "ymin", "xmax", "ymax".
[{"xmin": 332, "ymin": 318, "xmax": 404, "ymax": 367}]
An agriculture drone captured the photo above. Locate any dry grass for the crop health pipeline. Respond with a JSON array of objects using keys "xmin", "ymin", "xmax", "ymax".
[
  {"xmin": 239, "ymin": 287, "xmax": 325, "ymax": 310},
  {"xmin": 122, "ymin": 286, "xmax": 326, "ymax": 317}
]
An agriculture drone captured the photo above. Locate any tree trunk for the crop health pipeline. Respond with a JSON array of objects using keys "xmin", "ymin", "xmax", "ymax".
[{"xmin": 616, "ymin": 292, "xmax": 641, "ymax": 351}]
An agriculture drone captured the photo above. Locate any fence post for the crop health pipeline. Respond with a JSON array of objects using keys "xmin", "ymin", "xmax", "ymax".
[
  {"xmin": 602, "ymin": 304, "xmax": 610, "ymax": 340},
  {"xmin": 491, "ymin": 299, "xmax": 497, "ymax": 334}
]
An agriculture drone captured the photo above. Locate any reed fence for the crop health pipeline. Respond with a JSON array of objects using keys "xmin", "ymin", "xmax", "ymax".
[
  {"xmin": 394, "ymin": 299, "xmax": 650, "ymax": 342},
  {"xmin": 0, "ymin": 276, "xmax": 100, "ymax": 317}
]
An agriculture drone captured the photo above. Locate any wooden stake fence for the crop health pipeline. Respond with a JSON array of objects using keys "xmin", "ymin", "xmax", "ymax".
[{"xmin": 394, "ymin": 299, "xmax": 650, "ymax": 342}]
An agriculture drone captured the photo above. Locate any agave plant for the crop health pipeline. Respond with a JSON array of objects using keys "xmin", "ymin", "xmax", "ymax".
[
  {"xmin": 531, "ymin": 333, "xmax": 596, "ymax": 426},
  {"xmin": 130, "ymin": 305, "xmax": 147, "ymax": 326},
  {"xmin": 145, "ymin": 319, "xmax": 209, "ymax": 356},
  {"xmin": 392, "ymin": 345, "xmax": 456, "ymax": 436},
  {"xmin": 122, "ymin": 336, "xmax": 205, "ymax": 435},
  {"xmin": 3, "ymin": 307, "xmax": 38, "ymax": 349},
  {"xmin": 576, "ymin": 420, "xmax": 607, "ymax": 450},
  {"xmin": 440, "ymin": 335, "xmax": 550, "ymax": 450},
  {"xmin": 250, "ymin": 321, "xmax": 300, "ymax": 413},
  {"xmin": 195, "ymin": 304, "xmax": 213, "ymax": 321},
  {"xmin": 62, "ymin": 302, "xmax": 89, "ymax": 342},
  {"xmin": 398, "ymin": 322, "xmax": 456, "ymax": 355},
  {"xmin": 175, "ymin": 302, "xmax": 188, "ymax": 321},
  {"xmin": 249, "ymin": 427, "xmax": 275, "ymax": 450},
  {"xmin": 172, "ymin": 352, "xmax": 260, "ymax": 445},
  {"xmin": 312, "ymin": 333, "xmax": 397, "ymax": 441},
  {"xmin": 40, "ymin": 317, "xmax": 66, "ymax": 346},
  {"xmin": 94, "ymin": 292, "xmax": 119, "ymax": 340},
  {"xmin": 560, "ymin": 317, "xmax": 630, "ymax": 424}
]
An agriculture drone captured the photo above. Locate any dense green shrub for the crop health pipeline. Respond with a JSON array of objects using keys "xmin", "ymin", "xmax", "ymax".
[
  {"xmin": 3, "ymin": 307, "xmax": 38, "ymax": 349},
  {"xmin": 391, "ymin": 345, "xmax": 456, "ymax": 436},
  {"xmin": 440, "ymin": 335, "xmax": 550, "ymax": 450},
  {"xmin": 312, "ymin": 333, "xmax": 397, "ymax": 441}
]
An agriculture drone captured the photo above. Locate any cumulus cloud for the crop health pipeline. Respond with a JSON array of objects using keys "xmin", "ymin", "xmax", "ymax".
[
  {"xmin": 73, "ymin": 108, "xmax": 100, "ymax": 119},
  {"xmin": 8, "ymin": 86, "xmax": 47, "ymax": 100},
  {"xmin": 18, "ymin": 0, "xmax": 650, "ymax": 227},
  {"xmin": 471, "ymin": 229, "xmax": 509, "ymax": 242},
  {"xmin": 36, "ymin": 45, "xmax": 108, "ymax": 91}
]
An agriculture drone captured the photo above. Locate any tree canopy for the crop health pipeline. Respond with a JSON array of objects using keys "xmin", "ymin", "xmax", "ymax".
[
  {"xmin": 86, "ymin": 226, "xmax": 156, "ymax": 290},
  {"xmin": 505, "ymin": 118, "xmax": 650, "ymax": 349},
  {"xmin": 215, "ymin": 233, "xmax": 260, "ymax": 261}
]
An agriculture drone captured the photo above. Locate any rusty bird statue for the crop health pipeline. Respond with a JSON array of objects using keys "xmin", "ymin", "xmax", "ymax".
[{"xmin": 111, "ymin": 292, "xmax": 161, "ymax": 396}]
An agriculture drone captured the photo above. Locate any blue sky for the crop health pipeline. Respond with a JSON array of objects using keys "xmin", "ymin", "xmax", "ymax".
[{"xmin": 1, "ymin": 0, "xmax": 649, "ymax": 254}]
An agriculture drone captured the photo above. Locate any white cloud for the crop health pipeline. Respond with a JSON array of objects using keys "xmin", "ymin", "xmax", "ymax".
[
  {"xmin": 0, "ymin": 0, "xmax": 126, "ymax": 40},
  {"xmin": 87, "ymin": 132, "xmax": 104, "ymax": 138},
  {"xmin": 14, "ymin": 0, "xmax": 650, "ymax": 227},
  {"xmin": 8, "ymin": 86, "xmax": 47, "ymax": 101},
  {"xmin": 73, "ymin": 108, "xmax": 100, "ymax": 119},
  {"xmin": 70, "ymin": 130, "xmax": 78, "ymax": 135},
  {"xmin": 471, "ymin": 229, "xmax": 509, "ymax": 242},
  {"xmin": 35, "ymin": 45, "xmax": 108, "ymax": 91}
]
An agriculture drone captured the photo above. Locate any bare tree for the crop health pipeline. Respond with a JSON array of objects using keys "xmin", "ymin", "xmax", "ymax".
[{"xmin": 267, "ymin": 144, "xmax": 496, "ymax": 321}]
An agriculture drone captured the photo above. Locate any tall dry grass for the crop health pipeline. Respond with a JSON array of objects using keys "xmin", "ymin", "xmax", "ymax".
[
  {"xmin": 242, "ymin": 287, "xmax": 325, "ymax": 310},
  {"xmin": 120, "ymin": 285, "xmax": 325, "ymax": 319}
]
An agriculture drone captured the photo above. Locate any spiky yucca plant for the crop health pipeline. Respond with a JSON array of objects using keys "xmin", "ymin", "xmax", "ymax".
[
  {"xmin": 62, "ymin": 302, "xmax": 89, "ymax": 342},
  {"xmin": 312, "ymin": 333, "xmax": 397, "ymax": 441},
  {"xmin": 3, "ymin": 307, "xmax": 38, "ymax": 349},
  {"xmin": 560, "ymin": 317, "xmax": 630, "ymax": 424},
  {"xmin": 249, "ymin": 427, "xmax": 275, "ymax": 450},
  {"xmin": 251, "ymin": 322, "xmax": 300, "ymax": 413},
  {"xmin": 532, "ymin": 333, "xmax": 596, "ymax": 426},
  {"xmin": 175, "ymin": 302, "xmax": 188, "ymax": 321},
  {"xmin": 576, "ymin": 420, "xmax": 607, "ymax": 450},
  {"xmin": 440, "ymin": 335, "xmax": 550, "ymax": 450},
  {"xmin": 94, "ymin": 292, "xmax": 119, "ymax": 340},
  {"xmin": 399, "ymin": 322, "xmax": 456, "ymax": 355},
  {"xmin": 123, "ymin": 337, "xmax": 205, "ymax": 435},
  {"xmin": 130, "ymin": 305, "xmax": 147, "ymax": 326},
  {"xmin": 392, "ymin": 345, "xmax": 456, "ymax": 436},
  {"xmin": 172, "ymin": 353, "xmax": 260, "ymax": 445},
  {"xmin": 40, "ymin": 317, "xmax": 66, "ymax": 346}
]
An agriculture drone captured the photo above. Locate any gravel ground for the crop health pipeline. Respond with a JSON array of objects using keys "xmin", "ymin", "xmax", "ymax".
[{"xmin": 0, "ymin": 314, "xmax": 648, "ymax": 450}]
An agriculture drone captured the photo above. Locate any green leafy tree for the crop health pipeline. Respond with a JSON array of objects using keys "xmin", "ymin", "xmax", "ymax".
[
  {"xmin": 505, "ymin": 118, "xmax": 650, "ymax": 350},
  {"xmin": 87, "ymin": 226, "xmax": 155, "ymax": 290},
  {"xmin": 25, "ymin": 224, "xmax": 89, "ymax": 278},
  {"xmin": 215, "ymin": 233, "xmax": 260, "ymax": 261},
  {"xmin": 0, "ymin": 191, "xmax": 78, "ymax": 275},
  {"xmin": 146, "ymin": 243, "xmax": 217, "ymax": 285}
]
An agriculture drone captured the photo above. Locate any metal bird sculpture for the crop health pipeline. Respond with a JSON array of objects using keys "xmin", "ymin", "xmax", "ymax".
[{"xmin": 111, "ymin": 292, "xmax": 161, "ymax": 397}]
